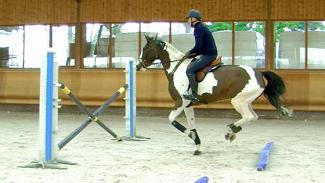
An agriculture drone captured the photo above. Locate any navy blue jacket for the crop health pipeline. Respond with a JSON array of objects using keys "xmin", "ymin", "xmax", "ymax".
[{"xmin": 189, "ymin": 22, "xmax": 217, "ymax": 56}]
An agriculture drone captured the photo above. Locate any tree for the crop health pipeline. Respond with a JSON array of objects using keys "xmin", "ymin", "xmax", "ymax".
[
  {"xmin": 112, "ymin": 24, "xmax": 122, "ymax": 35},
  {"xmin": 275, "ymin": 21, "xmax": 304, "ymax": 42}
]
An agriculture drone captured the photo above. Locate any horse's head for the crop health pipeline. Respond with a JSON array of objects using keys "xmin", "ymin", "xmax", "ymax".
[{"xmin": 137, "ymin": 34, "xmax": 165, "ymax": 70}]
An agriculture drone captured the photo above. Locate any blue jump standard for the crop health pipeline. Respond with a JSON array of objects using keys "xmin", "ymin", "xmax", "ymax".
[
  {"xmin": 45, "ymin": 52, "xmax": 54, "ymax": 161},
  {"xmin": 257, "ymin": 142, "xmax": 274, "ymax": 171},
  {"xmin": 129, "ymin": 60, "xmax": 134, "ymax": 138}
]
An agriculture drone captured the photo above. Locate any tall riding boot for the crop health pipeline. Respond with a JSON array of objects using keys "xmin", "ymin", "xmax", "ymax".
[{"xmin": 183, "ymin": 75, "xmax": 199, "ymax": 103}]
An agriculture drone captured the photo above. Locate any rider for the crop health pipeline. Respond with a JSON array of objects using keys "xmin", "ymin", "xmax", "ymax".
[{"xmin": 183, "ymin": 9, "xmax": 218, "ymax": 103}]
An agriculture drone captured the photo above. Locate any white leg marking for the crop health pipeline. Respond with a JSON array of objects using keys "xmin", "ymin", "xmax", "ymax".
[
  {"xmin": 232, "ymin": 101, "xmax": 254, "ymax": 127},
  {"xmin": 184, "ymin": 106, "xmax": 196, "ymax": 130},
  {"xmin": 184, "ymin": 106, "xmax": 201, "ymax": 152},
  {"xmin": 231, "ymin": 89, "xmax": 263, "ymax": 127},
  {"xmin": 168, "ymin": 100, "xmax": 191, "ymax": 122},
  {"xmin": 168, "ymin": 107, "xmax": 184, "ymax": 122},
  {"xmin": 248, "ymin": 103, "xmax": 258, "ymax": 121}
]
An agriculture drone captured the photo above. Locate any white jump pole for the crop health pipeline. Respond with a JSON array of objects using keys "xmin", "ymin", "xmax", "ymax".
[
  {"xmin": 125, "ymin": 59, "xmax": 137, "ymax": 138},
  {"xmin": 38, "ymin": 49, "xmax": 59, "ymax": 163},
  {"xmin": 123, "ymin": 59, "xmax": 149, "ymax": 141},
  {"xmin": 20, "ymin": 49, "xmax": 61, "ymax": 169},
  {"xmin": 22, "ymin": 49, "xmax": 75, "ymax": 169}
]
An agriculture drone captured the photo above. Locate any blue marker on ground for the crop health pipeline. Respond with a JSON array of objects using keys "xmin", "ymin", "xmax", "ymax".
[
  {"xmin": 194, "ymin": 176, "xmax": 209, "ymax": 183},
  {"xmin": 257, "ymin": 142, "xmax": 274, "ymax": 171}
]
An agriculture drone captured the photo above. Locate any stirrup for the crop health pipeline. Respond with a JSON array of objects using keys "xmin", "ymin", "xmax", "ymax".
[{"xmin": 183, "ymin": 94, "xmax": 199, "ymax": 103}]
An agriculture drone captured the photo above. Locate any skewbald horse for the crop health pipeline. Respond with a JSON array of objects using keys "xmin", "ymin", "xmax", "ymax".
[{"xmin": 137, "ymin": 35, "xmax": 292, "ymax": 155}]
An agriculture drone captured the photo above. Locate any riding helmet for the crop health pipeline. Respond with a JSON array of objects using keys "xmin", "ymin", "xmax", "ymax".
[{"xmin": 185, "ymin": 9, "xmax": 202, "ymax": 20}]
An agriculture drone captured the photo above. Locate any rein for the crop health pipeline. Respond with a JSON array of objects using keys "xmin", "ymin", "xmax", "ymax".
[
  {"xmin": 137, "ymin": 57, "xmax": 183, "ymax": 68},
  {"xmin": 168, "ymin": 56, "xmax": 187, "ymax": 77}
]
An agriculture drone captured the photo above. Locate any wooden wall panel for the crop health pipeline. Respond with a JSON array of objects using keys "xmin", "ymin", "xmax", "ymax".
[
  {"xmin": 0, "ymin": 0, "xmax": 76, "ymax": 25},
  {"xmin": 271, "ymin": 0, "xmax": 325, "ymax": 20},
  {"xmin": 80, "ymin": 0, "xmax": 171, "ymax": 22},
  {"xmin": 80, "ymin": 0, "xmax": 267, "ymax": 23},
  {"xmin": 171, "ymin": 0, "xmax": 267, "ymax": 21},
  {"xmin": 277, "ymin": 71, "xmax": 325, "ymax": 110},
  {"xmin": 1, "ymin": 0, "xmax": 324, "ymax": 25},
  {"xmin": 80, "ymin": 0, "xmax": 123, "ymax": 22},
  {"xmin": 230, "ymin": 0, "xmax": 267, "ymax": 20},
  {"xmin": 51, "ymin": 0, "xmax": 77, "ymax": 24},
  {"xmin": 1, "ymin": 70, "xmax": 325, "ymax": 111}
]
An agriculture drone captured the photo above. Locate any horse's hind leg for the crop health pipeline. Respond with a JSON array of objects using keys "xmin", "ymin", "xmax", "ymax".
[
  {"xmin": 184, "ymin": 106, "xmax": 201, "ymax": 155},
  {"xmin": 248, "ymin": 102, "xmax": 258, "ymax": 121},
  {"xmin": 226, "ymin": 94, "xmax": 260, "ymax": 142},
  {"xmin": 225, "ymin": 101, "xmax": 251, "ymax": 141}
]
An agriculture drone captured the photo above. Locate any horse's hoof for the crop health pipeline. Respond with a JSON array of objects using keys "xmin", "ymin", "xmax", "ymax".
[
  {"xmin": 225, "ymin": 133, "xmax": 236, "ymax": 142},
  {"xmin": 229, "ymin": 134, "xmax": 236, "ymax": 142},
  {"xmin": 224, "ymin": 133, "xmax": 230, "ymax": 140},
  {"xmin": 194, "ymin": 150, "xmax": 201, "ymax": 155}
]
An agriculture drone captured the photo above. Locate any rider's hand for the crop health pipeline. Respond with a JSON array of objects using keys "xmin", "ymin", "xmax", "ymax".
[{"xmin": 184, "ymin": 51, "xmax": 196, "ymax": 59}]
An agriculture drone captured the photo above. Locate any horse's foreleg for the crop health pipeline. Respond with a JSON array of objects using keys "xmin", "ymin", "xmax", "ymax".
[
  {"xmin": 184, "ymin": 106, "xmax": 201, "ymax": 155},
  {"xmin": 169, "ymin": 105, "xmax": 187, "ymax": 133},
  {"xmin": 168, "ymin": 101, "xmax": 201, "ymax": 155}
]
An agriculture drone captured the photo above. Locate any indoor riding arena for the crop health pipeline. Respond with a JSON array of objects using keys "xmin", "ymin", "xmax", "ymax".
[{"xmin": 1, "ymin": 0, "xmax": 325, "ymax": 183}]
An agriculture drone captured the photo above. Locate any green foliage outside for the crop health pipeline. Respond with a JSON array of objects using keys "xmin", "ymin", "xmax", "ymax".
[
  {"xmin": 206, "ymin": 21, "xmax": 325, "ymax": 42},
  {"xmin": 112, "ymin": 24, "xmax": 122, "ymax": 35},
  {"xmin": 206, "ymin": 22, "xmax": 265, "ymax": 35},
  {"xmin": 275, "ymin": 21, "xmax": 325, "ymax": 42}
]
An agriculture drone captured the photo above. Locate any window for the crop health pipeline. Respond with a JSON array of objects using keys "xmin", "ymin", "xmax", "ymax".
[
  {"xmin": 113, "ymin": 23, "xmax": 139, "ymax": 68},
  {"xmin": 52, "ymin": 25, "xmax": 76, "ymax": 66},
  {"xmin": 307, "ymin": 21, "xmax": 325, "ymax": 69},
  {"xmin": 84, "ymin": 23, "xmax": 110, "ymax": 68},
  {"xmin": 24, "ymin": 25, "xmax": 50, "ymax": 68},
  {"xmin": 207, "ymin": 22, "xmax": 233, "ymax": 65},
  {"xmin": 2, "ymin": 21, "xmax": 323, "ymax": 71},
  {"xmin": 275, "ymin": 21, "xmax": 305, "ymax": 69},
  {"xmin": 170, "ymin": 22, "xmax": 265, "ymax": 68},
  {"xmin": 1, "ymin": 25, "xmax": 75, "ymax": 68},
  {"xmin": 0, "ymin": 26, "xmax": 24, "ymax": 68},
  {"xmin": 171, "ymin": 23, "xmax": 194, "ymax": 53},
  {"xmin": 141, "ymin": 22, "xmax": 169, "ymax": 39},
  {"xmin": 141, "ymin": 22, "xmax": 169, "ymax": 68},
  {"xmin": 235, "ymin": 22, "xmax": 265, "ymax": 68}
]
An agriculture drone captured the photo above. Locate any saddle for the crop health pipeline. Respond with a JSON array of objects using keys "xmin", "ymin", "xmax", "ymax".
[{"xmin": 195, "ymin": 56, "xmax": 223, "ymax": 82}]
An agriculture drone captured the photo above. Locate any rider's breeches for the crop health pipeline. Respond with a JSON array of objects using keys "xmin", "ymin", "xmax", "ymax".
[
  {"xmin": 186, "ymin": 54, "xmax": 217, "ymax": 77},
  {"xmin": 186, "ymin": 55, "xmax": 216, "ymax": 93}
]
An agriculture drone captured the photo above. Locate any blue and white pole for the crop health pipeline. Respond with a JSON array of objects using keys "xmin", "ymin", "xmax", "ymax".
[
  {"xmin": 125, "ymin": 59, "xmax": 136, "ymax": 138},
  {"xmin": 22, "ymin": 49, "xmax": 74, "ymax": 168},
  {"xmin": 39, "ymin": 49, "xmax": 59, "ymax": 163}
]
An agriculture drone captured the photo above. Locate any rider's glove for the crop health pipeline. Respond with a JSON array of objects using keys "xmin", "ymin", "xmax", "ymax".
[{"xmin": 184, "ymin": 51, "xmax": 196, "ymax": 59}]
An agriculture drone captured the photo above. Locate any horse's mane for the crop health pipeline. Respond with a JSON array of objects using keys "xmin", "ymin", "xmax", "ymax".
[{"xmin": 163, "ymin": 41, "xmax": 185, "ymax": 59}]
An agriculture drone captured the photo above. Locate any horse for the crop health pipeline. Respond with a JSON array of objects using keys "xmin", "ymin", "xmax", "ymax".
[{"xmin": 137, "ymin": 35, "xmax": 292, "ymax": 155}]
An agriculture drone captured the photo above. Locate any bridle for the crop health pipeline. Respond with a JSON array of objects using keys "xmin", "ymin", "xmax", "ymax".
[
  {"xmin": 138, "ymin": 57, "xmax": 187, "ymax": 78},
  {"xmin": 138, "ymin": 40, "xmax": 189, "ymax": 76}
]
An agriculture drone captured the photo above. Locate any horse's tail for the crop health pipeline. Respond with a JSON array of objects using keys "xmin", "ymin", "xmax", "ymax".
[{"xmin": 262, "ymin": 71, "xmax": 293, "ymax": 117}]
